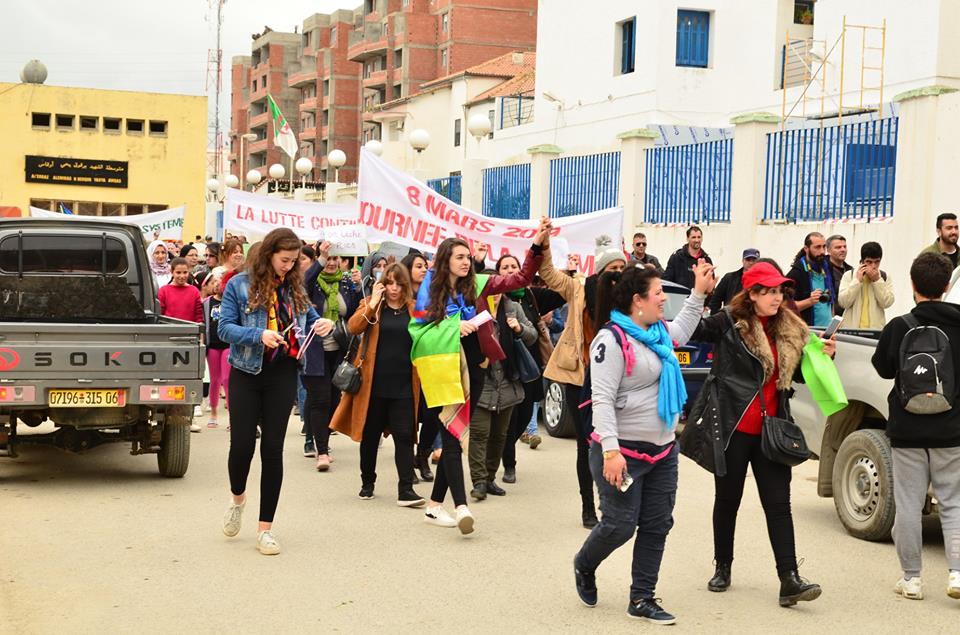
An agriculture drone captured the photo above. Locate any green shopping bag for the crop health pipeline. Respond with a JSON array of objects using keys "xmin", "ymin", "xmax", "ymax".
[{"xmin": 800, "ymin": 333, "xmax": 848, "ymax": 417}]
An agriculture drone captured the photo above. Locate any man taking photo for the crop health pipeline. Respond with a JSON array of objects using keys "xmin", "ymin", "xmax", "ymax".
[{"xmin": 786, "ymin": 232, "xmax": 834, "ymax": 327}]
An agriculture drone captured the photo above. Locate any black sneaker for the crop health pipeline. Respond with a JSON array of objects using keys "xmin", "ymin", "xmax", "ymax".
[
  {"xmin": 486, "ymin": 481, "xmax": 506, "ymax": 496},
  {"xmin": 627, "ymin": 598, "xmax": 676, "ymax": 625},
  {"xmin": 574, "ymin": 559, "xmax": 597, "ymax": 607},
  {"xmin": 303, "ymin": 440, "xmax": 316, "ymax": 458},
  {"xmin": 397, "ymin": 489, "xmax": 426, "ymax": 508},
  {"xmin": 358, "ymin": 484, "xmax": 375, "ymax": 500}
]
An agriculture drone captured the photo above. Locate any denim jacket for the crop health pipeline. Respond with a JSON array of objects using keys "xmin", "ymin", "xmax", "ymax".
[{"xmin": 219, "ymin": 272, "xmax": 319, "ymax": 375}]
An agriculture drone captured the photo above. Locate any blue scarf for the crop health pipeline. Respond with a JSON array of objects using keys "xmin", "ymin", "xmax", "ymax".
[
  {"xmin": 800, "ymin": 256, "xmax": 834, "ymax": 306},
  {"xmin": 413, "ymin": 269, "xmax": 477, "ymax": 323},
  {"xmin": 608, "ymin": 309, "xmax": 687, "ymax": 429}
]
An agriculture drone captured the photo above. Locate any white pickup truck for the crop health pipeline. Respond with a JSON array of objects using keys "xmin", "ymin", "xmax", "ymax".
[{"xmin": 793, "ymin": 328, "xmax": 939, "ymax": 541}]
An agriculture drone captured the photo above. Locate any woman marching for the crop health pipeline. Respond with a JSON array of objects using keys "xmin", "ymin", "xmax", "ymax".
[
  {"xmin": 682, "ymin": 261, "xmax": 835, "ymax": 606},
  {"xmin": 572, "ymin": 259, "xmax": 714, "ymax": 624},
  {"xmin": 411, "ymin": 219, "xmax": 550, "ymax": 534},
  {"xmin": 218, "ymin": 228, "xmax": 333, "ymax": 555},
  {"xmin": 330, "ymin": 262, "xmax": 424, "ymax": 506}
]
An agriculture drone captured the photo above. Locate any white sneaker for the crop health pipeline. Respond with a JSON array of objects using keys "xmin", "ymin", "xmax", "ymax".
[
  {"xmin": 193, "ymin": 405, "xmax": 203, "ymax": 418},
  {"xmin": 190, "ymin": 422, "xmax": 202, "ymax": 433},
  {"xmin": 894, "ymin": 576, "xmax": 923, "ymax": 600},
  {"xmin": 257, "ymin": 530, "xmax": 281, "ymax": 555},
  {"xmin": 948, "ymin": 571, "xmax": 960, "ymax": 599},
  {"xmin": 423, "ymin": 506, "xmax": 457, "ymax": 528},
  {"xmin": 455, "ymin": 505, "xmax": 475, "ymax": 535},
  {"xmin": 222, "ymin": 499, "xmax": 245, "ymax": 537}
]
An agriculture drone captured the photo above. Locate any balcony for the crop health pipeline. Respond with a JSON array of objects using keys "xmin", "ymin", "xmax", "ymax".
[
  {"xmin": 299, "ymin": 97, "xmax": 318, "ymax": 112},
  {"xmin": 364, "ymin": 69, "xmax": 388, "ymax": 89},
  {"xmin": 347, "ymin": 23, "xmax": 386, "ymax": 62},
  {"xmin": 249, "ymin": 110, "xmax": 270, "ymax": 128},
  {"xmin": 287, "ymin": 55, "xmax": 317, "ymax": 87},
  {"xmin": 247, "ymin": 138, "xmax": 268, "ymax": 154},
  {"xmin": 301, "ymin": 125, "xmax": 317, "ymax": 140}
]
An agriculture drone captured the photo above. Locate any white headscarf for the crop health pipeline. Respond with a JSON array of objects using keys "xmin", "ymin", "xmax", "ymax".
[{"xmin": 148, "ymin": 240, "xmax": 172, "ymax": 287}]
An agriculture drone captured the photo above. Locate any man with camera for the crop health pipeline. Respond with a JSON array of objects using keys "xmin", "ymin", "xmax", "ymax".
[{"xmin": 786, "ymin": 232, "xmax": 835, "ymax": 327}]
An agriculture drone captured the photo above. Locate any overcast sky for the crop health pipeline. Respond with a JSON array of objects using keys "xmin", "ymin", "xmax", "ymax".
[{"xmin": 2, "ymin": 0, "xmax": 350, "ymax": 134}]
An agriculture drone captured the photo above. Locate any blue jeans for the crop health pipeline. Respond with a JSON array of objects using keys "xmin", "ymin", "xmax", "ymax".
[
  {"xmin": 575, "ymin": 441, "xmax": 678, "ymax": 600},
  {"xmin": 297, "ymin": 375, "xmax": 307, "ymax": 424},
  {"xmin": 525, "ymin": 401, "xmax": 539, "ymax": 436}
]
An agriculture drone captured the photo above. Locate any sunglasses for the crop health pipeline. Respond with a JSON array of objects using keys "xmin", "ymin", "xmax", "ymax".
[{"xmin": 634, "ymin": 242, "xmax": 647, "ymax": 247}]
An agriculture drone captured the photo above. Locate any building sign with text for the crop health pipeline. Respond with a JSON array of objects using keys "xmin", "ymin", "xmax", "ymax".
[{"xmin": 25, "ymin": 155, "xmax": 129, "ymax": 188}]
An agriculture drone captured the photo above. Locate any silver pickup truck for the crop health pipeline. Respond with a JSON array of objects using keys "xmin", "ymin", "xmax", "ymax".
[
  {"xmin": 0, "ymin": 218, "xmax": 203, "ymax": 477},
  {"xmin": 793, "ymin": 328, "xmax": 939, "ymax": 541}
]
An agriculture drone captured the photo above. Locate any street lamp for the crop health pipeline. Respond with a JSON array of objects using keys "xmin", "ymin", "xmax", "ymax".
[
  {"xmin": 364, "ymin": 139, "xmax": 383, "ymax": 156},
  {"xmin": 295, "ymin": 157, "xmax": 314, "ymax": 188},
  {"xmin": 206, "ymin": 178, "xmax": 220, "ymax": 202},
  {"xmin": 409, "ymin": 129, "xmax": 430, "ymax": 171},
  {"xmin": 239, "ymin": 132, "xmax": 257, "ymax": 190},
  {"xmin": 268, "ymin": 163, "xmax": 286, "ymax": 180},
  {"xmin": 246, "ymin": 169, "xmax": 262, "ymax": 188},
  {"xmin": 328, "ymin": 149, "xmax": 346, "ymax": 184},
  {"xmin": 467, "ymin": 113, "xmax": 492, "ymax": 142},
  {"xmin": 224, "ymin": 174, "xmax": 240, "ymax": 189}
]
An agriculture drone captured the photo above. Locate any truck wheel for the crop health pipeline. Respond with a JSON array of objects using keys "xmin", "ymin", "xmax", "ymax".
[
  {"xmin": 832, "ymin": 428, "xmax": 894, "ymax": 541},
  {"xmin": 157, "ymin": 416, "xmax": 191, "ymax": 478},
  {"xmin": 543, "ymin": 381, "xmax": 576, "ymax": 438}
]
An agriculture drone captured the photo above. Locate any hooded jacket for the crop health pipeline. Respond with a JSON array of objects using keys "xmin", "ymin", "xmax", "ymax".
[
  {"xmin": 663, "ymin": 245, "xmax": 713, "ymax": 290},
  {"xmin": 871, "ymin": 301, "xmax": 960, "ymax": 448}
]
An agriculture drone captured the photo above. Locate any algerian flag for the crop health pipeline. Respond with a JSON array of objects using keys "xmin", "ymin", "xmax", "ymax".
[{"xmin": 266, "ymin": 94, "xmax": 297, "ymax": 159}]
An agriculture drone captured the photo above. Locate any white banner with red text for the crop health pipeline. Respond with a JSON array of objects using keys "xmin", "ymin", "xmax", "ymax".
[
  {"xmin": 222, "ymin": 189, "xmax": 365, "ymax": 251},
  {"xmin": 357, "ymin": 150, "xmax": 623, "ymax": 274},
  {"xmin": 29, "ymin": 205, "xmax": 186, "ymax": 241}
]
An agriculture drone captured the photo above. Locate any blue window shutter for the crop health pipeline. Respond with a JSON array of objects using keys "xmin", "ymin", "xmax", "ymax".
[
  {"xmin": 676, "ymin": 10, "xmax": 709, "ymax": 68},
  {"xmin": 621, "ymin": 18, "xmax": 636, "ymax": 74}
]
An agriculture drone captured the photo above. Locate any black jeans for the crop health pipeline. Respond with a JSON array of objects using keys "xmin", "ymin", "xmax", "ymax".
[
  {"xmin": 502, "ymin": 389, "xmax": 537, "ymax": 470},
  {"xmin": 227, "ymin": 356, "xmax": 298, "ymax": 523},
  {"xmin": 416, "ymin": 394, "xmax": 440, "ymax": 462},
  {"xmin": 566, "ymin": 382, "xmax": 595, "ymax": 513},
  {"xmin": 713, "ymin": 431, "xmax": 797, "ymax": 576},
  {"xmin": 430, "ymin": 417, "xmax": 467, "ymax": 507},
  {"xmin": 301, "ymin": 374, "xmax": 331, "ymax": 454},
  {"xmin": 360, "ymin": 394, "xmax": 417, "ymax": 492},
  {"xmin": 576, "ymin": 442, "xmax": 679, "ymax": 600}
]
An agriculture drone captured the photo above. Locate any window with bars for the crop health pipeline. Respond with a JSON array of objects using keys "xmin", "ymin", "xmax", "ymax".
[{"xmin": 676, "ymin": 10, "xmax": 710, "ymax": 68}]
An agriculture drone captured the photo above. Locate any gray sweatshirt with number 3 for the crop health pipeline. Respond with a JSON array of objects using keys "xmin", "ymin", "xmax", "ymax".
[{"xmin": 590, "ymin": 292, "xmax": 706, "ymax": 452}]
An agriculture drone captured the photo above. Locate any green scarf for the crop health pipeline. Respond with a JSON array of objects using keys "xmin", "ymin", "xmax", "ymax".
[
  {"xmin": 316, "ymin": 270, "xmax": 344, "ymax": 322},
  {"xmin": 507, "ymin": 288, "xmax": 526, "ymax": 300}
]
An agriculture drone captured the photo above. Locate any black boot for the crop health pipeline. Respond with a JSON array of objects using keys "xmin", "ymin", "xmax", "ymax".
[
  {"xmin": 470, "ymin": 482, "xmax": 487, "ymax": 501},
  {"xmin": 416, "ymin": 456, "xmax": 434, "ymax": 482},
  {"xmin": 778, "ymin": 570, "xmax": 821, "ymax": 607},
  {"xmin": 707, "ymin": 562, "xmax": 732, "ymax": 592},
  {"xmin": 581, "ymin": 501, "xmax": 599, "ymax": 529}
]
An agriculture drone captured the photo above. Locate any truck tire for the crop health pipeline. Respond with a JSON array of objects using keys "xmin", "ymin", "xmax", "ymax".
[
  {"xmin": 832, "ymin": 428, "xmax": 895, "ymax": 541},
  {"xmin": 543, "ymin": 381, "xmax": 576, "ymax": 438},
  {"xmin": 157, "ymin": 417, "xmax": 191, "ymax": 478}
]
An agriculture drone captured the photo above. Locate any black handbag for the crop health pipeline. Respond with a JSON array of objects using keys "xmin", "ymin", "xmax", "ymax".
[
  {"xmin": 332, "ymin": 318, "xmax": 351, "ymax": 350},
  {"xmin": 331, "ymin": 333, "xmax": 369, "ymax": 394},
  {"xmin": 758, "ymin": 386, "xmax": 810, "ymax": 466},
  {"xmin": 513, "ymin": 337, "xmax": 540, "ymax": 383}
]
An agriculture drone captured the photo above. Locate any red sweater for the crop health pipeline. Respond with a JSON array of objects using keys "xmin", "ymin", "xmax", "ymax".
[
  {"xmin": 737, "ymin": 318, "xmax": 780, "ymax": 436},
  {"xmin": 158, "ymin": 283, "xmax": 203, "ymax": 323}
]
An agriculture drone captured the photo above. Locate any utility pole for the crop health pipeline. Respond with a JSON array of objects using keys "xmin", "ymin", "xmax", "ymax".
[{"xmin": 205, "ymin": 0, "xmax": 226, "ymax": 180}]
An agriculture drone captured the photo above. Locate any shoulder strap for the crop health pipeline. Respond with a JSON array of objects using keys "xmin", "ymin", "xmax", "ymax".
[
  {"xmin": 603, "ymin": 323, "xmax": 634, "ymax": 376},
  {"xmin": 902, "ymin": 313, "xmax": 919, "ymax": 330}
]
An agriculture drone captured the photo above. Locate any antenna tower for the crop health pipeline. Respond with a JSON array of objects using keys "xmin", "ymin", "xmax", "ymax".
[{"xmin": 206, "ymin": 0, "xmax": 227, "ymax": 180}]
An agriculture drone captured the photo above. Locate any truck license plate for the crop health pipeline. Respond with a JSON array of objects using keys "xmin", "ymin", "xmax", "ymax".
[
  {"xmin": 48, "ymin": 389, "xmax": 126, "ymax": 408},
  {"xmin": 674, "ymin": 351, "xmax": 691, "ymax": 365}
]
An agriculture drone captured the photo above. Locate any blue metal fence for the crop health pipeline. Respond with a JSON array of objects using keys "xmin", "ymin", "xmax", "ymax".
[
  {"xmin": 548, "ymin": 151, "xmax": 620, "ymax": 217},
  {"xmin": 643, "ymin": 138, "xmax": 733, "ymax": 224},
  {"xmin": 426, "ymin": 175, "xmax": 462, "ymax": 204},
  {"xmin": 763, "ymin": 116, "xmax": 898, "ymax": 222},
  {"xmin": 483, "ymin": 164, "xmax": 531, "ymax": 219}
]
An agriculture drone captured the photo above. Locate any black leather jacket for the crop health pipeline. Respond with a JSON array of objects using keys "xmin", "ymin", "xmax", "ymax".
[{"xmin": 680, "ymin": 311, "xmax": 802, "ymax": 476}]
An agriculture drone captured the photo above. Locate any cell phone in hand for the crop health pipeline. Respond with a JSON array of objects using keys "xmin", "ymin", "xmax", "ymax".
[
  {"xmin": 822, "ymin": 314, "xmax": 843, "ymax": 339},
  {"xmin": 619, "ymin": 469, "xmax": 634, "ymax": 492}
]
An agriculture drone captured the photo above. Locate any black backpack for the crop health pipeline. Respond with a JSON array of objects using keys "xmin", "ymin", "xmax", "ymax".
[{"xmin": 898, "ymin": 314, "xmax": 955, "ymax": 414}]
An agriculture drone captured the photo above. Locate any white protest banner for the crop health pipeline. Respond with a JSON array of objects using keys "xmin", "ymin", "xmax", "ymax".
[
  {"xmin": 223, "ymin": 188, "xmax": 360, "ymax": 242},
  {"xmin": 29, "ymin": 205, "xmax": 186, "ymax": 240},
  {"xmin": 326, "ymin": 225, "xmax": 369, "ymax": 256},
  {"xmin": 357, "ymin": 150, "xmax": 623, "ymax": 274}
]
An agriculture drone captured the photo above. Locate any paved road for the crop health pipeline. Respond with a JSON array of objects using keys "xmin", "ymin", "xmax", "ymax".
[{"xmin": 2, "ymin": 419, "xmax": 957, "ymax": 633}]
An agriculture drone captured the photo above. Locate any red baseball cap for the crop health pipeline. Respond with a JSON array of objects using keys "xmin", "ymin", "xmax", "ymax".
[{"xmin": 741, "ymin": 262, "xmax": 793, "ymax": 289}]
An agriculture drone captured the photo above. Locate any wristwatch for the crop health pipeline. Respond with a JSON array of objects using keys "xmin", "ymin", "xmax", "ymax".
[{"xmin": 603, "ymin": 449, "xmax": 620, "ymax": 460}]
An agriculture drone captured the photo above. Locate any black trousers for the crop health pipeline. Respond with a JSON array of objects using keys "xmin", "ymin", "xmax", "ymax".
[
  {"xmin": 713, "ymin": 431, "xmax": 798, "ymax": 576},
  {"xmin": 501, "ymin": 388, "xmax": 537, "ymax": 470},
  {"xmin": 416, "ymin": 394, "xmax": 440, "ymax": 462},
  {"xmin": 430, "ymin": 416, "xmax": 467, "ymax": 507},
  {"xmin": 360, "ymin": 394, "xmax": 417, "ymax": 492},
  {"xmin": 566, "ymin": 382, "xmax": 595, "ymax": 513},
  {"xmin": 301, "ymin": 374, "xmax": 331, "ymax": 455},
  {"xmin": 227, "ymin": 356, "xmax": 298, "ymax": 523}
]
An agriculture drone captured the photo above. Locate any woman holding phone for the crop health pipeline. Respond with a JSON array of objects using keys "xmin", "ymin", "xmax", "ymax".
[
  {"xmin": 573, "ymin": 261, "xmax": 714, "ymax": 625},
  {"xmin": 683, "ymin": 261, "xmax": 836, "ymax": 607}
]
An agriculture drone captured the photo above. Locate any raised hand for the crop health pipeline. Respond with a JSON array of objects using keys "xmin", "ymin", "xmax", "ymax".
[
  {"xmin": 369, "ymin": 281, "xmax": 385, "ymax": 307},
  {"xmin": 692, "ymin": 258, "xmax": 716, "ymax": 295}
]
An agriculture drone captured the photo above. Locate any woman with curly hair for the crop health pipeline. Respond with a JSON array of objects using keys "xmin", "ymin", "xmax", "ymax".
[{"xmin": 217, "ymin": 228, "xmax": 334, "ymax": 555}]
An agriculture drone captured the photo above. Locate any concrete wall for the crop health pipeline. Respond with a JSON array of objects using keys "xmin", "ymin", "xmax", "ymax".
[{"xmin": 0, "ymin": 82, "xmax": 208, "ymax": 238}]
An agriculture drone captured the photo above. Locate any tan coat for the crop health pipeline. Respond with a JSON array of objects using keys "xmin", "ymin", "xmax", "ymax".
[
  {"xmin": 330, "ymin": 297, "xmax": 420, "ymax": 443},
  {"xmin": 837, "ymin": 269, "xmax": 894, "ymax": 329},
  {"xmin": 539, "ymin": 246, "xmax": 588, "ymax": 387}
]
